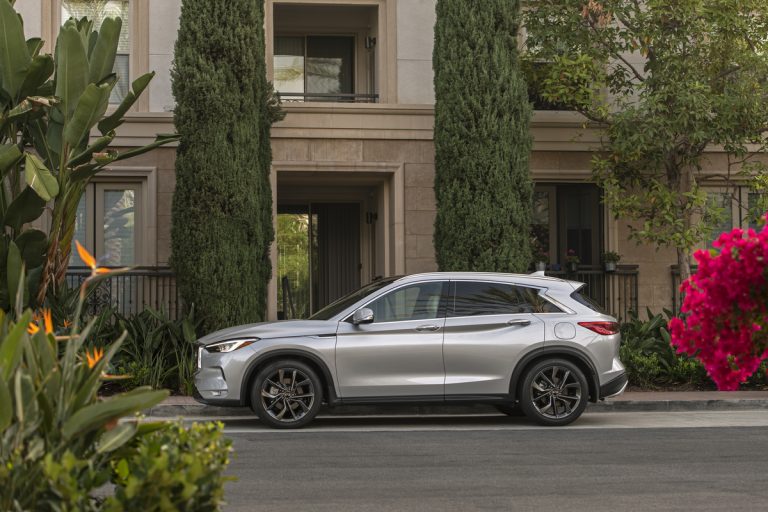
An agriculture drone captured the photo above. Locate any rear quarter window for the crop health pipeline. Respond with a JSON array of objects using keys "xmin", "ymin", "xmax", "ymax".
[{"xmin": 570, "ymin": 290, "xmax": 607, "ymax": 314}]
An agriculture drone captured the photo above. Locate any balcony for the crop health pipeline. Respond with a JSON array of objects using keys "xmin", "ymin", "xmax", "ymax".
[
  {"xmin": 276, "ymin": 92, "xmax": 378, "ymax": 104},
  {"xmin": 272, "ymin": 3, "xmax": 379, "ymax": 104}
]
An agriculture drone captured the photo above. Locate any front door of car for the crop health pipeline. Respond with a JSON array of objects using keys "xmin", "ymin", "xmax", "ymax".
[
  {"xmin": 335, "ymin": 281, "xmax": 448, "ymax": 398},
  {"xmin": 443, "ymin": 281, "xmax": 547, "ymax": 396}
]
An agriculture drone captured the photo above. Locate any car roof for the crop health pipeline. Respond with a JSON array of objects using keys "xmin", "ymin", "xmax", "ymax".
[{"xmin": 394, "ymin": 272, "xmax": 582, "ymax": 292}]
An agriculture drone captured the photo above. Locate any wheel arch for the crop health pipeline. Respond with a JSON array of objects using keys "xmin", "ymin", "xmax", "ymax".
[
  {"xmin": 509, "ymin": 347, "xmax": 600, "ymax": 403},
  {"xmin": 241, "ymin": 349, "xmax": 339, "ymax": 407}
]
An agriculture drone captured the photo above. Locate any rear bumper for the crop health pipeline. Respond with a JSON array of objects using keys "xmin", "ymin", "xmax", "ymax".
[{"xmin": 600, "ymin": 372, "xmax": 628, "ymax": 399}]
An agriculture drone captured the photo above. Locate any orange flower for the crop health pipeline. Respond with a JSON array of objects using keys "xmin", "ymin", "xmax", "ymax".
[
  {"xmin": 43, "ymin": 309, "xmax": 54, "ymax": 335},
  {"xmin": 75, "ymin": 240, "xmax": 111, "ymax": 276},
  {"xmin": 27, "ymin": 323, "xmax": 40, "ymax": 335},
  {"xmin": 85, "ymin": 347, "xmax": 104, "ymax": 369},
  {"xmin": 63, "ymin": 319, "xmax": 72, "ymax": 328}
]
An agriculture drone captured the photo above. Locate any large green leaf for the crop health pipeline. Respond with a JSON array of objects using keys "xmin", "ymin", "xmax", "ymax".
[
  {"xmin": 15, "ymin": 229, "xmax": 47, "ymax": 268},
  {"xmin": 19, "ymin": 54, "xmax": 54, "ymax": 99},
  {"xmin": 62, "ymin": 388, "xmax": 168, "ymax": 439},
  {"xmin": 6, "ymin": 241, "xmax": 21, "ymax": 311},
  {"xmin": 3, "ymin": 186, "xmax": 46, "ymax": 231},
  {"xmin": 110, "ymin": 133, "xmax": 180, "ymax": 163},
  {"xmin": 0, "ymin": 0, "xmax": 30, "ymax": 99},
  {"xmin": 98, "ymin": 72, "xmax": 155, "ymax": 134},
  {"xmin": 96, "ymin": 422, "xmax": 137, "ymax": 454},
  {"xmin": 0, "ymin": 143, "xmax": 22, "ymax": 176},
  {"xmin": 0, "ymin": 311, "xmax": 29, "ymax": 381},
  {"xmin": 67, "ymin": 131, "xmax": 115, "ymax": 168},
  {"xmin": 26, "ymin": 37, "xmax": 43, "ymax": 57},
  {"xmin": 0, "ymin": 377, "xmax": 11, "ymax": 431},
  {"xmin": 63, "ymin": 81, "xmax": 113, "ymax": 150},
  {"xmin": 55, "ymin": 21, "xmax": 89, "ymax": 119},
  {"xmin": 24, "ymin": 152, "xmax": 59, "ymax": 201},
  {"xmin": 89, "ymin": 16, "xmax": 122, "ymax": 84}
]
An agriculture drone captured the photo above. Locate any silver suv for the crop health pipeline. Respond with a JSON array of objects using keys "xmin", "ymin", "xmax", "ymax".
[{"xmin": 195, "ymin": 272, "xmax": 627, "ymax": 428}]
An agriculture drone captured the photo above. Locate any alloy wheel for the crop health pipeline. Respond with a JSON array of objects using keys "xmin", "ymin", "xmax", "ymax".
[
  {"xmin": 529, "ymin": 364, "xmax": 583, "ymax": 420},
  {"xmin": 260, "ymin": 367, "xmax": 316, "ymax": 423}
]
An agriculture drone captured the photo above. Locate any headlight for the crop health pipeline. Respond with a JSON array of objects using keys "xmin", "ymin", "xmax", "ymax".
[{"xmin": 205, "ymin": 338, "xmax": 259, "ymax": 353}]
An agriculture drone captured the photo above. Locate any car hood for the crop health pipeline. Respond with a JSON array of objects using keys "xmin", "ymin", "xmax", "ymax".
[{"xmin": 198, "ymin": 320, "xmax": 338, "ymax": 345}]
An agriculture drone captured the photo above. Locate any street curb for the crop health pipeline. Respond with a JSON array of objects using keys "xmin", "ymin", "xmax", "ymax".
[{"xmin": 144, "ymin": 398, "xmax": 768, "ymax": 419}]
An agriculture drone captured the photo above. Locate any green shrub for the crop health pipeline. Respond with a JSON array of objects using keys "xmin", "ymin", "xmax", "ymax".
[
  {"xmin": 620, "ymin": 308, "xmax": 711, "ymax": 389},
  {"xmin": 104, "ymin": 422, "xmax": 233, "ymax": 511},
  {"xmin": 1, "ymin": 262, "xmax": 229, "ymax": 509},
  {"xmin": 111, "ymin": 308, "xmax": 200, "ymax": 394},
  {"xmin": 0, "ymin": 273, "xmax": 168, "ymax": 510}
]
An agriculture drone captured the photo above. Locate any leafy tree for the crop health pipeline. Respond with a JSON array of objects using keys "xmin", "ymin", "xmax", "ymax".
[
  {"xmin": 0, "ymin": 0, "xmax": 173, "ymax": 311},
  {"xmin": 524, "ymin": 0, "xmax": 768, "ymax": 280},
  {"xmin": 433, "ymin": 0, "xmax": 533, "ymax": 272},
  {"xmin": 171, "ymin": 0, "xmax": 283, "ymax": 332}
]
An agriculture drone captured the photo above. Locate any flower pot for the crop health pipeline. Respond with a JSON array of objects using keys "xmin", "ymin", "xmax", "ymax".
[
  {"xmin": 535, "ymin": 261, "xmax": 547, "ymax": 272},
  {"xmin": 604, "ymin": 261, "xmax": 617, "ymax": 272},
  {"xmin": 567, "ymin": 261, "xmax": 579, "ymax": 273}
]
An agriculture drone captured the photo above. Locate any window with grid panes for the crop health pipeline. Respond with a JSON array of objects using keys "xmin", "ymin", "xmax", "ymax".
[{"xmin": 61, "ymin": 0, "xmax": 130, "ymax": 103}]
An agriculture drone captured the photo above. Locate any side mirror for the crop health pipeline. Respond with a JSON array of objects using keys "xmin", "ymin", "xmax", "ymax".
[{"xmin": 352, "ymin": 307, "xmax": 374, "ymax": 325}]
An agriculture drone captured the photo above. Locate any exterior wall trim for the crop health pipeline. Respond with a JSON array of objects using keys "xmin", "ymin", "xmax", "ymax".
[{"xmin": 268, "ymin": 160, "xmax": 405, "ymax": 321}]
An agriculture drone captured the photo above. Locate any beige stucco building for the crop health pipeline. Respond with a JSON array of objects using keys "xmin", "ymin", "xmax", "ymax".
[{"xmin": 20, "ymin": 0, "xmax": 755, "ymax": 320}]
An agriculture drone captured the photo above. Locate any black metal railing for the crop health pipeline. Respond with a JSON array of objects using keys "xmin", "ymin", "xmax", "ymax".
[
  {"xmin": 670, "ymin": 265, "xmax": 698, "ymax": 315},
  {"xmin": 66, "ymin": 267, "xmax": 183, "ymax": 320},
  {"xmin": 276, "ymin": 92, "xmax": 379, "ymax": 103},
  {"xmin": 544, "ymin": 265, "xmax": 639, "ymax": 321}
]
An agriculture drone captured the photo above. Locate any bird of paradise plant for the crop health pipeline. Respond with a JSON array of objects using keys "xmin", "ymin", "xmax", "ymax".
[{"xmin": 0, "ymin": 242, "xmax": 168, "ymax": 510}]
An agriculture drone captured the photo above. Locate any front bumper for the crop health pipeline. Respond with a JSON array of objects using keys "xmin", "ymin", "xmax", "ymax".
[{"xmin": 600, "ymin": 372, "xmax": 628, "ymax": 399}]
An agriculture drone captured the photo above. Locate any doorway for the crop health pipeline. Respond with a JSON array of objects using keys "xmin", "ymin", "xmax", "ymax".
[{"xmin": 277, "ymin": 203, "xmax": 362, "ymax": 319}]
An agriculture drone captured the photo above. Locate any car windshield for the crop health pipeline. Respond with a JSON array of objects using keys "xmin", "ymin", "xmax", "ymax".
[{"xmin": 309, "ymin": 277, "xmax": 402, "ymax": 320}]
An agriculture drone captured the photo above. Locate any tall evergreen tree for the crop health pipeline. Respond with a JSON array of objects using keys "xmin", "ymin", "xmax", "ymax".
[
  {"xmin": 433, "ymin": 0, "xmax": 533, "ymax": 272},
  {"xmin": 171, "ymin": 0, "xmax": 281, "ymax": 332}
]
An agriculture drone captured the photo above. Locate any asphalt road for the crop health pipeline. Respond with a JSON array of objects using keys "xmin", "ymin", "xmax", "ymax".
[{"xmin": 221, "ymin": 411, "xmax": 768, "ymax": 512}]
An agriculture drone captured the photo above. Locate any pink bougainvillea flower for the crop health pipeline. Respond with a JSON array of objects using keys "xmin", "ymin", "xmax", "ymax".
[{"xmin": 669, "ymin": 215, "xmax": 768, "ymax": 390}]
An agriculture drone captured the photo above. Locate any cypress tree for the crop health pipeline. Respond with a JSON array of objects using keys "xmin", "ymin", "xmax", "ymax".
[
  {"xmin": 433, "ymin": 0, "xmax": 533, "ymax": 272},
  {"xmin": 171, "ymin": 0, "xmax": 280, "ymax": 332}
]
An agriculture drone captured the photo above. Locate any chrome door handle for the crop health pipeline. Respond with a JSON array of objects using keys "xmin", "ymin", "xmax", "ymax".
[
  {"xmin": 415, "ymin": 324, "xmax": 440, "ymax": 332},
  {"xmin": 507, "ymin": 319, "xmax": 531, "ymax": 326}
]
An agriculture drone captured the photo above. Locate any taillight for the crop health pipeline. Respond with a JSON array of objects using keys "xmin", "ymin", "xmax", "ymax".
[{"xmin": 578, "ymin": 321, "xmax": 619, "ymax": 335}]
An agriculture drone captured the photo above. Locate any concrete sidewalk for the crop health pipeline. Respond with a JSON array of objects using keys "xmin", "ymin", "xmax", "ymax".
[{"xmin": 145, "ymin": 391, "xmax": 768, "ymax": 418}]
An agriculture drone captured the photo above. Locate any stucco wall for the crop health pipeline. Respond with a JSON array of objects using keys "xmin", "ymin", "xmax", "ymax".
[{"xmin": 396, "ymin": 0, "xmax": 436, "ymax": 104}]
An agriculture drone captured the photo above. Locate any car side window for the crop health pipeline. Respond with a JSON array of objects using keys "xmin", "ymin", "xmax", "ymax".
[
  {"xmin": 451, "ymin": 281, "xmax": 562, "ymax": 317},
  {"xmin": 368, "ymin": 282, "xmax": 446, "ymax": 323}
]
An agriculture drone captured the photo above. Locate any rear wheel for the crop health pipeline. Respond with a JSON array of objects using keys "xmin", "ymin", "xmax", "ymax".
[
  {"xmin": 251, "ymin": 360, "xmax": 323, "ymax": 429},
  {"xmin": 519, "ymin": 359, "xmax": 588, "ymax": 426}
]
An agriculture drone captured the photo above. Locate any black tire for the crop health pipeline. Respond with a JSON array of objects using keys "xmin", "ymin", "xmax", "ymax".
[
  {"xmin": 496, "ymin": 404, "xmax": 525, "ymax": 417},
  {"xmin": 251, "ymin": 360, "xmax": 323, "ymax": 429},
  {"xmin": 519, "ymin": 358, "xmax": 588, "ymax": 426}
]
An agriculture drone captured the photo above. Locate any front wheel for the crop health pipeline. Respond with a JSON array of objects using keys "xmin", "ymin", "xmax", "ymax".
[
  {"xmin": 519, "ymin": 359, "xmax": 588, "ymax": 426},
  {"xmin": 251, "ymin": 360, "xmax": 323, "ymax": 429}
]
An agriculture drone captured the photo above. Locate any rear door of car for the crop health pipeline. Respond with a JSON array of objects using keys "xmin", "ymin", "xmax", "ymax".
[{"xmin": 442, "ymin": 280, "xmax": 546, "ymax": 396}]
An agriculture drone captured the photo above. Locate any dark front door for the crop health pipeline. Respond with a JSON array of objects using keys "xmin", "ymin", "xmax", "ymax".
[{"xmin": 315, "ymin": 203, "xmax": 361, "ymax": 310}]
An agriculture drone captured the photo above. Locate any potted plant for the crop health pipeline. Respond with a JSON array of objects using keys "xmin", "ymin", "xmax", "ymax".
[
  {"xmin": 602, "ymin": 251, "xmax": 621, "ymax": 272},
  {"xmin": 535, "ymin": 252, "xmax": 549, "ymax": 272},
  {"xmin": 531, "ymin": 238, "xmax": 549, "ymax": 271},
  {"xmin": 565, "ymin": 249, "xmax": 580, "ymax": 273}
]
